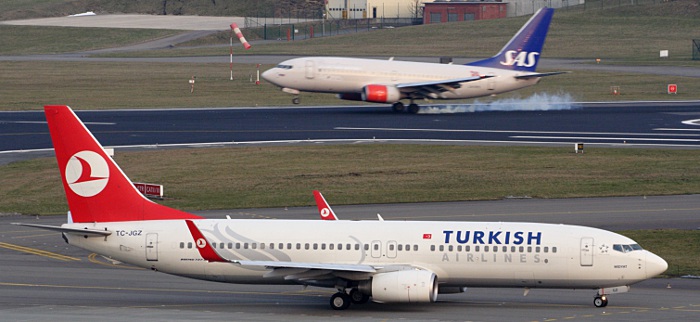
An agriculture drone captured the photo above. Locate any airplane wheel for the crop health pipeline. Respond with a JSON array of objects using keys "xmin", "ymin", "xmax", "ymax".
[
  {"xmin": 593, "ymin": 296, "xmax": 608, "ymax": 308},
  {"xmin": 408, "ymin": 103, "xmax": 420, "ymax": 114},
  {"xmin": 391, "ymin": 102, "xmax": 405, "ymax": 112},
  {"xmin": 292, "ymin": 97, "xmax": 300, "ymax": 105},
  {"xmin": 330, "ymin": 292, "xmax": 352, "ymax": 310},
  {"xmin": 349, "ymin": 288, "xmax": 370, "ymax": 304}
]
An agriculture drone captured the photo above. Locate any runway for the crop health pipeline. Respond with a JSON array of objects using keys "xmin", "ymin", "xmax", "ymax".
[
  {"xmin": 2, "ymin": 196, "xmax": 699, "ymax": 321},
  {"xmin": 3, "ymin": 102, "xmax": 700, "ymax": 158}
]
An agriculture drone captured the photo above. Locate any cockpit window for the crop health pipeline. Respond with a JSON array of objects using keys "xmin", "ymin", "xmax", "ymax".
[
  {"xmin": 613, "ymin": 243, "xmax": 643, "ymax": 253},
  {"xmin": 276, "ymin": 64, "xmax": 293, "ymax": 69}
]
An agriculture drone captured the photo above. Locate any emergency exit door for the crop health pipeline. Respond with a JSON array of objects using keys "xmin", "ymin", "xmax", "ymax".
[{"xmin": 146, "ymin": 233, "xmax": 158, "ymax": 261}]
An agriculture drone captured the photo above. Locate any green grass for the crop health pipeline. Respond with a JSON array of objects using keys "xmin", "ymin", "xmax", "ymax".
[
  {"xmin": 3, "ymin": 145, "xmax": 700, "ymax": 214},
  {"xmin": 0, "ymin": 25, "xmax": 179, "ymax": 55},
  {"xmin": 0, "ymin": 0, "xmax": 279, "ymax": 20}
]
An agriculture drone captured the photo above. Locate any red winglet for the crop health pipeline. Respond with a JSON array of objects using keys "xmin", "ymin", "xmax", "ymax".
[
  {"xmin": 313, "ymin": 190, "xmax": 338, "ymax": 220},
  {"xmin": 185, "ymin": 220, "xmax": 227, "ymax": 262}
]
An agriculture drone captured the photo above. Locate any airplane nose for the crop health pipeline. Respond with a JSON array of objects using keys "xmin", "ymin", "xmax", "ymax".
[
  {"xmin": 646, "ymin": 251, "xmax": 668, "ymax": 278},
  {"xmin": 261, "ymin": 69, "xmax": 274, "ymax": 83}
]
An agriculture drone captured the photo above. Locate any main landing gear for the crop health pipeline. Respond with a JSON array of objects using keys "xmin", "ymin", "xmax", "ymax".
[
  {"xmin": 292, "ymin": 96, "xmax": 300, "ymax": 105},
  {"xmin": 391, "ymin": 101, "xmax": 420, "ymax": 114},
  {"xmin": 329, "ymin": 288, "xmax": 370, "ymax": 310},
  {"xmin": 593, "ymin": 295, "xmax": 608, "ymax": 308}
]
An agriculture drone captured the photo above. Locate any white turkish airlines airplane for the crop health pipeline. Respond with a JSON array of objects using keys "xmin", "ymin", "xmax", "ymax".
[
  {"xmin": 17, "ymin": 105, "xmax": 667, "ymax": 310},
  {"xmin": 262, "ymin": 8, "xmax": 566, "ymax": 113}
]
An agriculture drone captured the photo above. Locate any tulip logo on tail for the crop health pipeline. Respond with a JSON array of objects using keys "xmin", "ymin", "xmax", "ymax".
[
  {"xmin": 196, "ymin": 238, "xmax": 207, "ymax": 249},
  {"xmin": 320, "ymin": 207, "xmax": 331, "ymax": 218},
  {"xmin": 65, "ymin": 151, "xmax": 109, "ymax": 197}
]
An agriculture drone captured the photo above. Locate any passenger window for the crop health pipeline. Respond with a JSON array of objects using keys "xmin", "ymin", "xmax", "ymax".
[
  {"xmin": 187, "ymin": 242, "xmax": 192, "ymax": 249},
  {"xmin": 313, "ymin": 243, "xmax": 318, "ymax": 250},
  {"xmin": 389, "ymin": 244, "xmax": 395, "ymax": 251},
  {"xmin": 439, "ymin": 245, "xmax": 444, "ymax": 252},
  {"xmin": 398, "ymin": 244, "xmax": 403, "ymax": 251},
  {"xmin": 448, "ymin": 245, "xmax": 453, "ymax": 252},
  {"xmin": 373, "ymin": 244, "xmax": 379, "ymax": 251},
  {"xmin": 502, "ymin": 246, "xmax": 507, "ymax": 252},
  {"xmin": 296, "ymin": 243, "xmax": 301, "ymax": 250},
  {"xmin": 305, "ymin": 243, "xmax": 310, "ymax": 250},
  {"xmin": 228, "ymin": 243, "xmax": 233, "ymax": 249},
  {"xmin": 544, "ymin": 247, "xmax": 549, "ymax": 253},
  {"xmin": 457, "ymin": 245, "xmax": 462, "ymax": 252},
  {"xmin": 252, "ymin": 243, "xmax": 257, "ymax": 249},
  {"xmin": 364, "ymin": 244, "xmax": 369, "ymax": 251},
  {"xmin": 179, "ymin": 242, "xmax": 185, "ymax": 249},
  {"xmin": 552, "ymin": 247, "xmax": 557, "ymax": 253},
  {"xmin": 465, "ymin": 245, "xmax": 470, "ymax": 252},
  {"xmin": 430, "ymin": 245, "xmax": 436, "ymax": 251},
  {"xmin": 355, "ymin": 244, "xmax": 360, "ymax": 250},
  {"xmin": 413, "ymin": 245, "xmax": 418, "ymax": 251},
  {"xmin": 484, "ymin": 246, "xmax": 489, "ymax": 252},
  {"xmin": 536, "ymin": 246, "xmax": 540, "ymax": 253}
]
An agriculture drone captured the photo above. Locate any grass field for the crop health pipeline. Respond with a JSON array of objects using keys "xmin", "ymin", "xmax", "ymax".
[{"xmin": 4, "ymin": 145, "xmax": 700, "ymax": 214}]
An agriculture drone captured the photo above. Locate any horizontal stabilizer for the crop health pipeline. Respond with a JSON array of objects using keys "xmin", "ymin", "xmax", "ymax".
[
  {"xmin": 12, "ymin": 223, "xmax": 112, "ymax": 237},
  {"xmin": 514, "ymin": 71, "xmax": 570, "ymax": 80}
]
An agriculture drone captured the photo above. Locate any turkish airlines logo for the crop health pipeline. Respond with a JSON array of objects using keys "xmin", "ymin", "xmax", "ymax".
[
  {"xmin": 500, "ymin": 50, "xmax": 539, "ymax": 68},
  {"xmin": 196, "ymin": 238, "xmax": 207, "ymax": 249},
  {"xmin": 65, "ymin": 150, "xmax": 109, "ymax": 197},
  {"xmin": 320, "ymin": 207, "xmax": 331, "ymax": 218}
]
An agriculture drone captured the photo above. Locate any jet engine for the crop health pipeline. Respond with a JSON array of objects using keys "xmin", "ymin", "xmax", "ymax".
[
  {"xmin": 358, "ymin": 270, "xmax": 437, "ymax": 303},
  {"xmin": 361, "ymin": 85, "xmax": 401, "ymax": 103}
]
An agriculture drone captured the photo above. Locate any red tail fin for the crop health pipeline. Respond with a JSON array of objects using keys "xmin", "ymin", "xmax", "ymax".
[
  {"xmin": 313, "ymin": 190, "xmax": 338, "ymax": 220},
  {"xmin": 44, "ymin": 105, "xmax": 201, "ymax": 223}
]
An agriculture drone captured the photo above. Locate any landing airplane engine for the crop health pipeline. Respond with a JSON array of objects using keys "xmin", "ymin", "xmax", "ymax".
[{"xmin": 361, "ymin": 84, "xmax": 401, "ymax": 103}]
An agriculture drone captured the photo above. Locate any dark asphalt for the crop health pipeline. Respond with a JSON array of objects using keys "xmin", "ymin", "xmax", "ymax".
[{"xmin": 3, "ymin": 102, "xmax": 700, "ymax": 159}]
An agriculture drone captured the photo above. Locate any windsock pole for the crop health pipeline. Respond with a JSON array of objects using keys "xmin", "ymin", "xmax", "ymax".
[{"xmin": 229, "ymin": 31, "xmax": 233, "ymax": 80}]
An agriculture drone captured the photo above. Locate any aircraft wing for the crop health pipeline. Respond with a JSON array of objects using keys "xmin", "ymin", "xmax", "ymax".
[
  {"xmin": 395, "ymin": 75, "xmax": 493, "ymax": 99},
  {"xmin": 12, "ymin": 223, "xmax": 112, "ymax": 237},
  {"xmin": 234, "ymin": 260, "xmax": 376, "ymax": 273},
  {"xmin": 185, "ymin": 220, "xmax": 377, "ymax": 283}
]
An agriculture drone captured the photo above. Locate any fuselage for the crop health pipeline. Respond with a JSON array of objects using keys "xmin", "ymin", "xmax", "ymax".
[
  {"xmin": 65, "ymin": 219, "xmax": 667, "ymax": 289},
  {"xmin": 261, "ymin": 57, "xmax": 540, "ymax": 100}
]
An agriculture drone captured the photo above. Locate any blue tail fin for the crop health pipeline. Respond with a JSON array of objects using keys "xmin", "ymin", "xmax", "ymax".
[{"xmin": 467, "ymin": 7, "xmax": 554, "ymax": 72}]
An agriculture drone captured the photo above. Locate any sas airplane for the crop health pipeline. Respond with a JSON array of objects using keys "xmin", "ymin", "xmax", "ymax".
[
  {"xmin": 17, "ymin": 105, "xmax": 666, "ymax": 310},
  {"xmin": 262, "ymin": 7, "xmax": 566, "ymax": 114}
]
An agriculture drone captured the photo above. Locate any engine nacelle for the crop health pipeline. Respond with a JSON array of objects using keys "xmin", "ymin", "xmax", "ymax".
[
  {"xmin": 361, "ymin": 84, "xmax": 401, "ymax": 103},
  {"xmin": 359, "ymin": 270, "xmax": 437, "ymax": 303}
]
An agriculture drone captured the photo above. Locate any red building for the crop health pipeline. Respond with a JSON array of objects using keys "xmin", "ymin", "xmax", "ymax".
[{"xmin": 423, "ymin": 1, "xmax": 507, "ymax": 24}]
